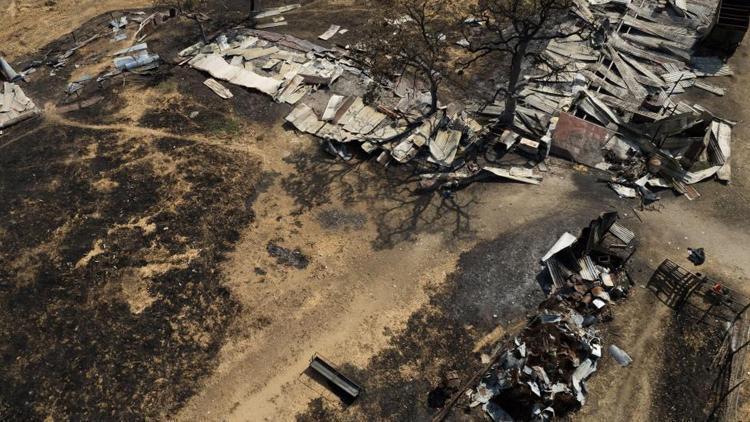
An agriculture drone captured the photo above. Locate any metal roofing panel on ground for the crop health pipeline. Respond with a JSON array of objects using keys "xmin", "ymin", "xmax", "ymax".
[
  {"xmin": 285, "ymin": 103, "xmax": 325, "ymax": 134},
  {"xmin": 428, "ymin": 129, "xmax": 461, "ymax": 166},
  {"xmin": 191, "ymin": 54, "xmax": 282, "ymax": 96},
  {"xmin": 550, "ymin": 112, "xmax": 614, "ymax": 168},
  {"xmin": 609, "ymin": 222, "xmax": 635, "ymax": 244}
]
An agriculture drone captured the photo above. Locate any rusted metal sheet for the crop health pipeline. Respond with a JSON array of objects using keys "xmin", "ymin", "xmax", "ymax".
[{"xmin": 551, "ymin": 112, "xmax": 613, "ymax": 168}]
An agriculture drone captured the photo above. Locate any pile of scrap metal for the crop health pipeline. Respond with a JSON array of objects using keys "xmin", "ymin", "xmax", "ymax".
[
  {"xmin": 63, "ymin": 42, "xmax": 161, "ymax": 97},
  {"xmin": 111, "ymin": 43, "xmax": 161, "ymax": 74},
  {"xmin": 0, "ymin": 82, "xmax": 38, "ymax": 130},
  {"xmin": 469, "ymin": 212, "xmax": 636, "ymax": 421},
  {"xmin": 493, "ymin": 0, "xmax": 735, "ymax": 201},
  {"xmin": 180, "ymin": 29, "xmax": 521, "ymax": 188}
]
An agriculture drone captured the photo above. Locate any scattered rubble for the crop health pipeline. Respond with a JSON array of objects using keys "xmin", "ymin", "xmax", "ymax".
[
  {"xmin": 468, "ymin": 212, "xmax": 636, "ymax": 420},
  {"xmin": 43, "ymin": 9, "xmax": 173, "ymax": 74},
  {"xmin": 5, "ymin": 9, "xmax": 167, "ymax": 105},
  {"xmin": 1, "ymin": 1, "xmax": 747, "ymax": 420},
  {"xmin": 3, "ymin": 2, "xmax": 738, "ymax": 204}
]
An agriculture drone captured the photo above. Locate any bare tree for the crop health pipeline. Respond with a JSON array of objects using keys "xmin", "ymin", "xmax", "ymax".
[
  {"xmin": 357, "ymin": 0, "xmax": 458, "ymax": 117},
  {"xmin": 464, "ymin": 0, "xmax": 578, "ymax": 127}
]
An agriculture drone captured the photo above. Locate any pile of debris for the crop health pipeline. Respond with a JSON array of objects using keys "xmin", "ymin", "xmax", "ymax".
[
  {"xmin": 174, "ymin": 1, "xmax": 736, "ymax": 198},
  {"xmin": 469, "ymin": 212, "xmax": 636, "ymax": 420},
  {"xmin": 64, "ymin": 42, "xmax": 161, "ymax": 97},
  {"xmin": 0, "ymin": 82, "xmax": 38, "ymax": 130},
  {"xmin": 5, "ymin": 9, "xmax": 167, "ymax": 104},
  {"xmin": 493, "ymin": 0, "xmax": 735, "ymax": 201},
  {"xmin": 1, "ymin": 53, "xmax": 40, "ymax": 133},
  {"xmin": 179, "ymin": 28, "xmax": 501, "ymax": 183},
  {"xmin": 46, "ymin": 10, "xmax": 172, "ymax": 73}
]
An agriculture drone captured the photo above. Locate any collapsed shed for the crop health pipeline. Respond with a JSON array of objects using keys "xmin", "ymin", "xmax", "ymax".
[
  {"xmin": 174, "ymin": 0, "xmax": 736, "ymax": 202},
  {"xmin": 468, "ymin": 212, "xmax": 636, "ymax": 421},
  {"xmin": 493, "ymin": 0, "xmax": 738, "ymax": 201}
]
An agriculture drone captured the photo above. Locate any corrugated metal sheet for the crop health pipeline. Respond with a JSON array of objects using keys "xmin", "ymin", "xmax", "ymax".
[
  {"xmin": 609, "ymin": 222, "xmax": 635, "ymax": 244},
  {"xmin": 579, "ymin": 256, "xmax": 600, "ymax": 281}
]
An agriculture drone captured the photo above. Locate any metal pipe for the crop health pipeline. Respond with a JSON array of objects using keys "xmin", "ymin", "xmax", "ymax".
[{"xmin": 0, "ymin": 57, "xmax": 21, "ymax": 82}]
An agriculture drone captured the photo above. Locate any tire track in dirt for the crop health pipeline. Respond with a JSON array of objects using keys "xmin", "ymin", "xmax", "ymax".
[
  {"xmin": 0, "ymin": 122, "xmax": 45, "ymax": 151},
  {"xmin": 43, "ymin": 105, "xmax": 268, "ymax": 158}
]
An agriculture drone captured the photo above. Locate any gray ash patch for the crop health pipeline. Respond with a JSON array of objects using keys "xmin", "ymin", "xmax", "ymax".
[
  {"xmin": 317, "ymin": 209, "xmax": 367, "ymax": 231},
  {"xmin": 267, "ymin": 242, "xmax": 310, "ymax": 269}
]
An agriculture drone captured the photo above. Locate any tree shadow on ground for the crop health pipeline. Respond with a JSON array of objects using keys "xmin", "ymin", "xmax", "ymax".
[{"xmin": 280, "ymin": 144, "xmax": 479, "ymax": 250}]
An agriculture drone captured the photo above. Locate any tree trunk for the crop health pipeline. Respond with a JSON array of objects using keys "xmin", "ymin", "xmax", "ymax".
[
  {"xmin": 429, "ymin": 76, "xmax": 439, "ymax": 115},
  {"xmin": 501, "ymin": 41, "xmax": 528, "ymax": 128}
]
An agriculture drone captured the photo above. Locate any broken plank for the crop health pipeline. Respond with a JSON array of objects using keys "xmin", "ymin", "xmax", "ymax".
[
  {"xmin": 580, "ymin": 70, "xmax": 632, "ymax": 100},
  {"xmin": 255, "ymin": 4, "xmax": 300, "ymax": 19},
  {"xmin": 596, "ymin": 92, "xmax": 660, "ymax": 120},
  {"xmin": 693, "ymin": 80, "xmax": 726, "ymax": 96},
  {"xmin": 621, "ymin": 15, "xmax": 696, "ymax": 48},
  {"xmin": 588, "ymin": 62, "xmax": 627, "ymax": 89},
  {"xmin": 203, "ymin": 78, "xmax": 233, "ymax": 99},
  {"xmin": 606, "ymin": 47, "xmax": 648, "ymax": 100},
  {"xmin": 620, "ymin": 53, "xmax": 666, "ymax": 86},
  {"xmin": 318, "ymin": 25, "xmax": 341, "ymax": 41},
  {"xmin": 609, "ymin": 33, "xmax": 682, "ymax": 65},
  {"xmin": 620, "ymin": 33, "xmax": 692, "ymax": 61},
  {"xmin": 483, "ymin": 166, "xmax": 542, "ymax": 185}
]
